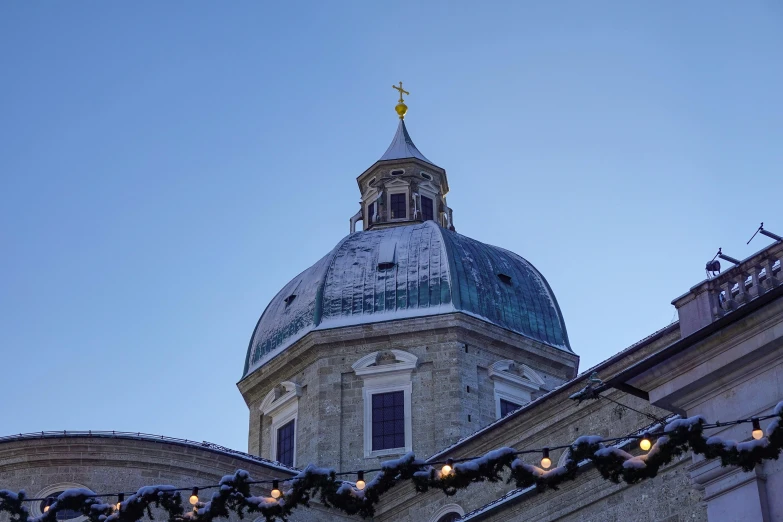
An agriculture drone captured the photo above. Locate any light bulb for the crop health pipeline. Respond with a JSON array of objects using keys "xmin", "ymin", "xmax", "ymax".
[
  {"xmin": 271, "ymin": 480, "xmax": 281, "ymax": 499},
  {"xmin": 44, "ymin": 498, "xmax": 53, "ymax": 513},
  {"xmin": 540, "ymin": 448, "xmax": 551, "ymax": 469},
  {"xmin": 356, "ymin": 471, "xmax": 365, "ymax": 491},
  {"xmin": 116, "ymin": 493, "xmax": 124, "ymax": 512},
  {"xmin": 640, "ymin": 437, "xmax": 651, "ymax": 451},
  {"xmin": 752, "ymin": 418, "xmax": 763, "ymax": 440},
  {"xmin": 189, "ymin": 487, "xmax": 199, "ymax": 505},
  {"xmin": 441, "ymin": 459, "xmax": 454, "ymax": 476}
]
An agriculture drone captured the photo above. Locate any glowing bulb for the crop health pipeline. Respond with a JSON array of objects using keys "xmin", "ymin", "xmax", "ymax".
[
  {"xmin": 189, "ymin": 487, "xmax": 199, "ymax": 505},
  {"xmin": 270, "ymin": 480, "xmax": 281, "ymax": 499},
  {"xmin": 441, "ymin": 459, "xmax": 454, "ymax": 476},
  {"xmin": 44, "ymin": 498, "xmax": 53, "ymax": 513},
  {"xmin": 356, "ymin": 471, "xmax": 365, "ymax": 491},
  {"xmin": 640, "ymin": 437, "xmax": 652, "ymax": 451},
  {"xmin": 116, "ymin": 493, "xmax": 124, "ymax": 512},
  {"xmin": 540, "ymin": 448, "xmax": 551, "ymax": 469},
  {"xmin": 752, "ymin": 418, "xmax": 764, "ymax": 440}
]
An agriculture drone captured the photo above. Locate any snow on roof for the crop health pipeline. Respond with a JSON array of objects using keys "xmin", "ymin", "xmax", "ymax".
[
  {"xmin": 243, "ymin": 222, "xmax": 572, "ymax": 377},
  {"xmin": 456, "ymin": 414, "xmax": 677, "ymax": 521},
  {"xmin": 427, "ymin": 322, "xmax": 679, "ymax": 461}
]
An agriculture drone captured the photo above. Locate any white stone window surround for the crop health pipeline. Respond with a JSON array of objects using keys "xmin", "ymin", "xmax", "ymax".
[
  {"xmin": 488, "ymin": 360, "xmax": 545, "ymax": 419},
  {"xmin": 385, "ymin": 180, "xmax": 410, "ymax": 221},
  {"xmin": 363, "ymin": 189, "xmax": 382, "ymax": 226},
  {"xmin": 417, "ymin": 183, "xmax": 439, "ymax": 223},
  {"xmin": 429, "ymin": 503, "xmax": 465, "ymax": 522},
  {"xmin": 260, "ymin": 381, "xmax": 302, "ymax": 467},
  {"xmin": 31, "ymin": 483, "xmax": 91, "ymax": 521},
  {"xmin": 352, "ymin": 349, "xmax": 418, "ymax": 458}
]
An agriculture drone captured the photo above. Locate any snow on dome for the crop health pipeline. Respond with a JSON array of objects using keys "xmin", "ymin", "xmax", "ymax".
[{"xmin": 243, "ymin": 221, "xmax": 572, "ymax": 377}]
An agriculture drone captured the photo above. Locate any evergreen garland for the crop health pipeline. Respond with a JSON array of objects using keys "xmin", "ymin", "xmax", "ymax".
[{"xmin": 1, "ymin": 402, "xmax": 781, "ymax": 522}]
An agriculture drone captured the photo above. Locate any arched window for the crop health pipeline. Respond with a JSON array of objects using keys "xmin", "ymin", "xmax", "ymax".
[
  {"xmin": 31, "ymin": 484, "xmax": 91, "ymax": 522},
  {"xmin": 429, "ymin": 504, "xmax": 465, "ymax": 522},
  {"xmin": 40, "ymin": 495, "xmax": 82, "ymax": 522}
]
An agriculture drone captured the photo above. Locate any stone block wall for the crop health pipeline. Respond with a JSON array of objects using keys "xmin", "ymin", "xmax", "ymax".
[
  {"xmin": 239, "ymin": 313, "xmax": 579, "ymax": 475},
  {"xmin": 0, "ymin": 436, "xmax": 355, "ymax": 522}
]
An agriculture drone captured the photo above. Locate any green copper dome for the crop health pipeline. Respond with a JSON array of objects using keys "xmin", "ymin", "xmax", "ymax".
[{"xmin": 243, "ymin": 222, "xmax": 571, "ymax": 377}]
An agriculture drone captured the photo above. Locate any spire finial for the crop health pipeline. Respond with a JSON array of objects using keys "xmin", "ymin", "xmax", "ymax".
[{"xmin": 392, "ymin": 81, "xmax": 409, "ymax": 119}]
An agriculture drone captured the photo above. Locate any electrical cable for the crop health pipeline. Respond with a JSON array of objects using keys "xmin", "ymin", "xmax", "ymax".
[{"xmin": 13, "ymin": 413, "xmax": 777, "ymax": 502}]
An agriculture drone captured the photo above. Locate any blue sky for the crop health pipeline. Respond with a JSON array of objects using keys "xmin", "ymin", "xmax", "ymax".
[{"xmin": 1, "ymin": 2, "xmax": 781, "ymax": 453}]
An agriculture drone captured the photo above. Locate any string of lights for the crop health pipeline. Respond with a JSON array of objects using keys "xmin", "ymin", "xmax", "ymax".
[{"xmin": 14, "ymin": 411, "xmax": 780, "ymax": 507}]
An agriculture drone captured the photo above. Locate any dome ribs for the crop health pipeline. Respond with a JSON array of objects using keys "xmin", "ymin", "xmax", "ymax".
[{"xmin": 244, "ymin": 223, "xmax": 572, "ymax": 377}]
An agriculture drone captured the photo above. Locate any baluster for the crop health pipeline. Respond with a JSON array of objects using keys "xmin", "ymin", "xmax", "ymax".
[
  {"xmin": 751, "ymin": 265, "xmax": 764, "ymax": 297},
  {"xmin": 764, "ymin": 258, "xmax": 780, "ymax": 290},
  {"xmin": 721, "ymin": 280, "xmax": 736, "ymax": 311},
  {"xmin": 735, "ymin": 271, "xmax": 748, "ymax": 304}
]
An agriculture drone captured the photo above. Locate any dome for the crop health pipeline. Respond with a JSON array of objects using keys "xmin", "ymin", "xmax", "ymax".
[{"xmin": 243, "ymin": 222, "xmax": 571, "ymax": 377}]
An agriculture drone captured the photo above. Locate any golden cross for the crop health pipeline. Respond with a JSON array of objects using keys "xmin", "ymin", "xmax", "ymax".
[{"xmin": 392, "ymin": 81, "xmax": 409, "ymax": 103}]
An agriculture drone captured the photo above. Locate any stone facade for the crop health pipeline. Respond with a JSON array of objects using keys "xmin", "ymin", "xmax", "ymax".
[
  {"xmin": 238, "ymin": 312, "xmax": 579, "ymax": 474},
  {"xmin": 3, "ymin": 111, "xmax": 781, "ymax": 522},
  {"xmin": 0, "ymin": 435, "xmax": 353, "ymax": 522},
  {"xmin": 369, "ymin": 323, "xmax": 705, "ymax": 521}
]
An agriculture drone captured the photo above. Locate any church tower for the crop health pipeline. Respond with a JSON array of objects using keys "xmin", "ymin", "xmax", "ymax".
[
  {"xmin": 350, "ymin": 82, "xmax": 454, "ymax": 234},
  {"xmin": 237, "ymin": 85, "xmax": 579, "ymax": 473}
]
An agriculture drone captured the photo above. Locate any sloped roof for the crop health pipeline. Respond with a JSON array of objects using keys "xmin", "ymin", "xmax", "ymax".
[
  {"xmin": 378, "ymin": 119, "xmax": 436, "ymax": 165},
  {"xmin": 243, "ymin": 222, "xmax": 572, "ymax": 377}
]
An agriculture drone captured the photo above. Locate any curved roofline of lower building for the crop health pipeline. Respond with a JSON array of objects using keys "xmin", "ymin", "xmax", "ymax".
[{"xmin": 0, "ymin": 430, "xmax": 298, "ymax": 474}]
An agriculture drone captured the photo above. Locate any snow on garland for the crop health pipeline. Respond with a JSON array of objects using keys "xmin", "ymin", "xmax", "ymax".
[{"xmin": 1, "ymin": 401, "xmax": 782, "ymax": 522}]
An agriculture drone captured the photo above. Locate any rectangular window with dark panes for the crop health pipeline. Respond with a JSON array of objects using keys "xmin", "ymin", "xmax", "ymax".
[
  {"xmin": 367, "ymin": 202, "xmax": 375, "ymax": 226},
  {"xmin": 371, "ymin": 391, "xmax": 405, "ymax": 451},
  {"xmin": 500, "ymin": 399, "xmax": 522, "ymax": 418},
  {"xmin": 421, "ymin": 196, "xmax": 434, "ymax": 221},
  {"xmin": 390, "ymin": 193, "xmax": 407, "ymax": 219},
  {"xmin": 276, "ymin": 419, "xmax": 295, "ymax": 467}
]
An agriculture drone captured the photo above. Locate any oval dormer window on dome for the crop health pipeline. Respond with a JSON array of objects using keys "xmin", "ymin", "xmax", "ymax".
[
  {"xmin": 390, "ymin": 169, "xmax": 404, "ymax": 176},
  {"xmin": 420, "ymin": 172, "xmax": 432, "ymax": 180}
]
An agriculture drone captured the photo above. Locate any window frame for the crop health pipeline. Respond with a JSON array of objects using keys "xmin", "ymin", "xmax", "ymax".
[
  {"xmin": 389, "ymin": 192, "xmax": 407, "ymax": 220},
  {"xmin": 488, "ymin": 361, "xmax": 544, "ymax": 420},
  {"xmin": 260, "ymin": 381, "xmax": 301, "ymax": 468},
  {"xmin": 362, "ymin": 380, "xmax": 412, "ymax": 457},
  {"xmin": 429, "ymin": 504, "xmax": 466, "ymax": 522},
  {"xmin": 31, "ymin": 483, "xmax": 91, "ymax": 522},
  {"xmin": 420, "ymin": 195, "xmax": 434, "ymax": 221},
  {"xmin": 499, "ymin": 398, "xmax": 522, "ymax": 417},
  {"xmin": 370, "ymin": 390, "xmax": 406, "ymax": 451},
  {"xmin": 353, "ymin": 350, "xmax": 417, "ymax": 458},
  {"xmin": 269, "ymin": 401, "xmax": 298, "ymax": 467},
  {"xmin": 275, "ymin": 418, "xmax": 296, "ymax": 467}
]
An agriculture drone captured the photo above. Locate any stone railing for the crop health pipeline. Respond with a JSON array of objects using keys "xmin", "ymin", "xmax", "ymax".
[{"xmin": 673, "ymin": 240, "xmax": 782, "ymax": 337}]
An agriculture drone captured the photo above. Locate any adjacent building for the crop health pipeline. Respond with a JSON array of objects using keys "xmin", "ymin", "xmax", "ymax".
[{"xmin": 2, "ymin": 93, "xmax": 782, "ymax": 522}]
